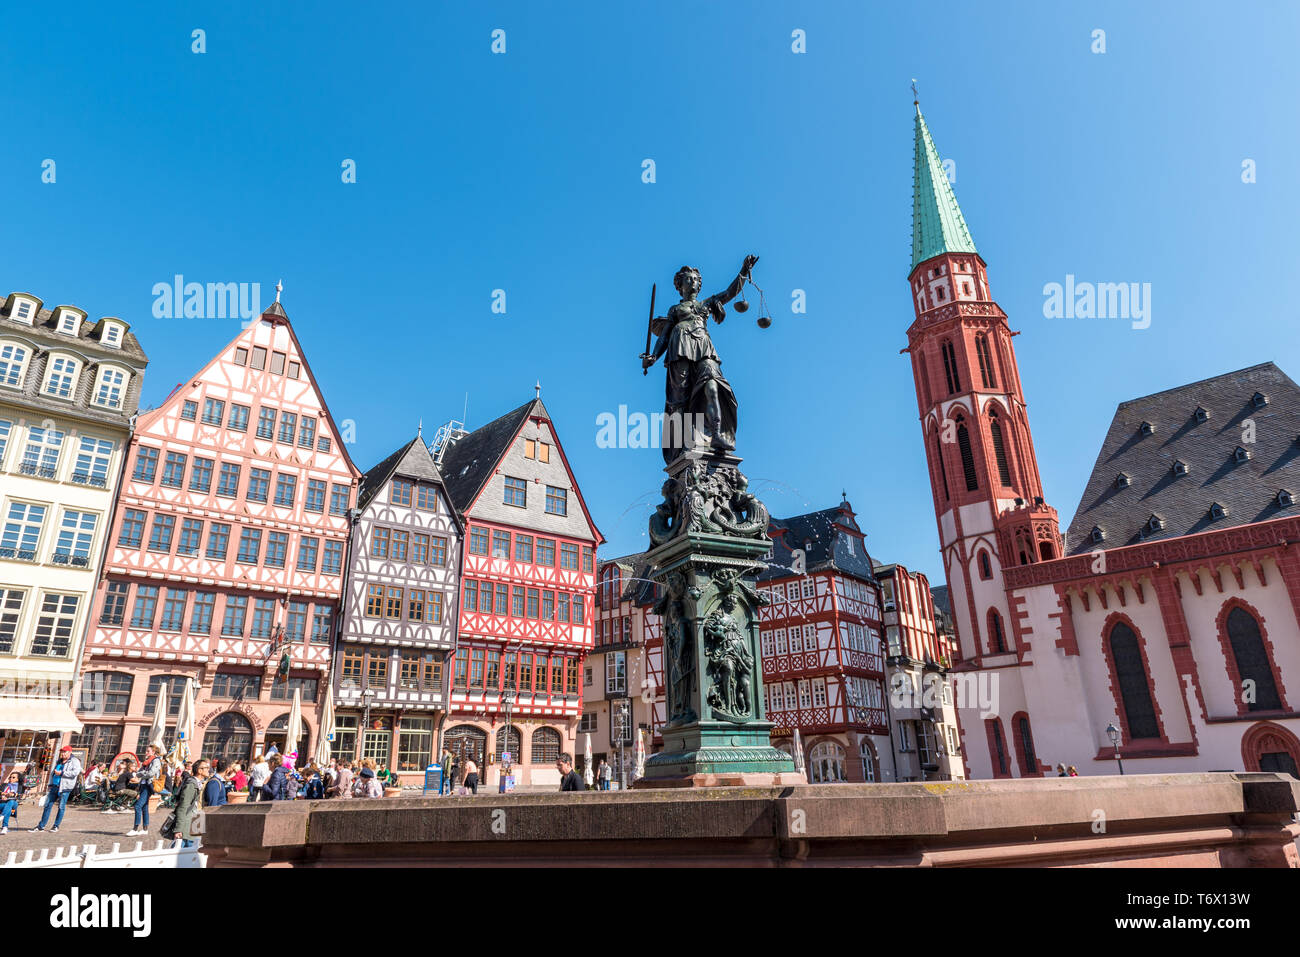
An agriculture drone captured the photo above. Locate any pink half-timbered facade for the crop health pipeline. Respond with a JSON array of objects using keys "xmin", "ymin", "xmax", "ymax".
[
  {"xmin": 75, "ymin": 298, "xmax": 360, "ymax": 769},
  {"xmin": 437, "ymin": 397, "xmax": 601, "ymax": 788}
]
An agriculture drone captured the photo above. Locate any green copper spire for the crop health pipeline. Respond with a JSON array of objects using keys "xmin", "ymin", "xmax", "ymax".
[{"xmin": 911, "ymin": 102, "xmax": 977, "ymax": 271}]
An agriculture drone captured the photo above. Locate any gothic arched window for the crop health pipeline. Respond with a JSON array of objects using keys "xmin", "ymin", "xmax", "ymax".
[
  {"xmin": 975, "ymin": 333, "xmax": 997, "ymax": 389},
  {"xmin": 988, "ymin": 609, "xmax": 1007, "ymax": 654},
  {"xmin": 978, "ymin": 551, "xmax": 993, "ymax": 580},
  {"xmin": 1225, "ymin": 606, "xmax": 1282, "ymax": 711},
  {"xmin": 989, "ymin": 412, "xmax": 1013, "ymax": 487},
  {"xmin": 1016, "ymin": 715, "xmax": 1038, "ymax": 775},
  {"xmin": 941, "ymin": 340, "xmax": 961, "ymax": 395},
  {"xmin": 933, "ymin": 432, "xmax": 950, "ymax": 501},
  {"xmin": 1107, "ymin": 621, "xmax": 1160, "ymax": 739},
  {"xmin": 986, "ymin": 718, "xmax": 1009, "ymax": 777},
  {"xmin": 956, "ymin": 421, "xmax": 978, "ymax": 491}
]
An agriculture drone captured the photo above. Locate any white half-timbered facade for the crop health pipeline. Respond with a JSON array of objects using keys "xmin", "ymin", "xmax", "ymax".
[{"xmin": 332, "ymin": 435, "xmax": 461, "ymax": 780}]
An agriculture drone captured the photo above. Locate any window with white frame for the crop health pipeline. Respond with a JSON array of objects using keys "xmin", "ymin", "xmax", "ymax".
[
  {"xmin": 802, "ymin": 578, "xmax": 814, "ymax": 598},
  {"xmin": 73, "ymin": 436, "xmax": 113, "ymax": 487},
  {"xmin": 946, "ymin": 725, "xmax": 960, "ymax": 754},
  {"xmin": 0, "ymin": 419, "xmax": 10, "ymax": 466},
  {"xmin": 783, "ymin": 681, "xmax": 796, "ymax": 711},
  {"xmin": 803, "ymin": 624, "xmax": 817, "ymax": 652},
  {"xmin": 578, "ymin": 712, "xmax": 597, "ymax": 733},
  {"xmin": 760, "ymin": 631, "xmax": 773, "ymax": 657},
  {"xmin": 797, "ymin": 679, "xmax": 811, "ymax": 709},
  {"xmin": 0, "ymin": 502, "xmax": 46, "ymax": 560},
  {"xmin": 809, "ymin": 741, "xmax": 846, "ymax": 783},
  {"xmin": 11, "ymin": 299, "xmax": 35, "ymax": 323},
  {"xmin": 100, "ymin": 322, "xmax": 123, "ymax": 348},
  {"xmin": 55, "ymin": 311, "xmax": 80, "ymax": 335},
  {"xmin": 916, "ymin": 722, "xmax": 936, "ymax": 764},
  {"xmin": 30, "ymin": 592, "xmax": 79, "ymax": 657},
  {"xmin": 0, "ymin": 342, "xmax": 29, "ymax": 387},
  {"xmin": 897, "ymin": 720, "xmax": 912, "ymax": 752},
  {"xmin": 606, "ymin": 651, "xmax": 627, "ymax": 695},
  {"xmin": 21, "ymin": 425, "xmax": 64, "ymax": 478},
  {"xmin": 775, "ymin": 628, "xmax": 788, "ymax": 654},
  {"xmin": 859, "ymin": 739, "xmax": 877, "ymax": 782},
  {"xmin": 53, "ymin": 509, "xmax": 97, "ymax": 565},
  {"xmin": 811, "ymin": 677, "xmax": 827, "ymax": 707},
  {"xmin": 768, "ymin": 682, "xmax": 783, "ymax": 711},
  {"xmin": 93, "ymin": 366, "xmax": 127, "ymax": 409},
  {"xmin": 0, "ymin": 587, "xmax": 26, "ymax": 654},
  {"xmin": 43, "ymin": 355, "xmax": 79, "ymax": 399}
]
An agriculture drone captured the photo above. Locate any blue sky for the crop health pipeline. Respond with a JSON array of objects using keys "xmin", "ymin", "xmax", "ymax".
[{"xmin": 2, "ymin": 2, "xmax": 1297, "ymax": 581}]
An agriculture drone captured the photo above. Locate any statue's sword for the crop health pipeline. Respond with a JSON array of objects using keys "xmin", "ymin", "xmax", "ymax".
[{"xmin": 642, "ymin": 282, "xmax": 656, "ymax": 375}]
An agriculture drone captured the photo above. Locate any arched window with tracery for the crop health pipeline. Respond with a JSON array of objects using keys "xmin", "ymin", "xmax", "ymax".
[
  {"xmin": 1107, "ymin": 620, "xmax": 1160, "ymax": 739},
  {"xmin": 809, "ymin": 741, "xmax": 846, "ymax": 783},
  {"xmin": 858, "ymin": 739, "xmax": 877, "ymax": 782},
  {"xmin": 530, "ymin": 726, "xmax": 562, "ymax": 764},
  {"xmin": 1223, "ymin": 605, "xmax": 1282, "ymax": 711}
]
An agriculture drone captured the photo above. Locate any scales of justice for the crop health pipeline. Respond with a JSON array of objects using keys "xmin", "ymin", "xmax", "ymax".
[{"xmin": 634, "ymin": 254, "xmax": 803, "ymax": 786}]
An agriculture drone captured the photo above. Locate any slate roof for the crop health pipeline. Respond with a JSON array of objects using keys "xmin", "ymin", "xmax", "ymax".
[
  {"xmin": 1064, "ymin": 362, "xmax": 1300, "ymax": 554},
  {"xmin": 761, "ymin": 499, "xmax": 878, "ymax": 583},
  {"xmin": 437, "ymin": 398, "xmax": 544, "ymax": 513},
  {"xmin": 357, "ymin": 434, "xmax": 447, "ymax": 513},
  {"xmin": 598, "ymin": 550, "xmax": 657, "ymax": 604}
]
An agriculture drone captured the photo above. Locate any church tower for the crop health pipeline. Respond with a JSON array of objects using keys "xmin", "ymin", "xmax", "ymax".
[{"xmin": 904, "ymin": 100, "xmax": 1061, "ymax": 669}]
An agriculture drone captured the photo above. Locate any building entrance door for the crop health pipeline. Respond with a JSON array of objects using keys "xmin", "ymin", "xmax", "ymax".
[{"xmin": 443, "ymin": 725, "xmax": 487, "ymax": 786}]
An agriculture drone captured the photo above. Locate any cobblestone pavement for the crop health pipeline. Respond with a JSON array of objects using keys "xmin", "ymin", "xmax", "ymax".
[{"xmin": 0, "ymin": 804, "xmax": 167, "ymax": 857}]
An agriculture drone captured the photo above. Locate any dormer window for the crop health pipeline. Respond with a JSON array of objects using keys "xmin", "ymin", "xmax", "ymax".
[
  {"xmin": 43, "ymin": 355, "xmax": 80, "ymax": 399},
  {"xmin": 1234, "ymin": 446, "xmax": 1251, "ymax": 463},
  {"xmin": 56, "ymin": 314, "xmax": 79, "ymax": 336},
  {"xmin": 1139, "ymin": 421, "xmax": 1154, "ymax": 435},
  {"xmin": 1172, "ymin": 460, "xmax": 1189, "ymax": 476},
  {"xmin": 1090, "ymin": 526, "xmax": 1105, "ymax": 544},
  {"xmin": 1208, "ymin": 502, "xmax": 1228, "ymax": 520},
  {"xmin": 0, "ymin": 342, "xmax": 29, "ymax": 388},
  {"xmin": 100, "ymin": 321, "xmax": 123, "ymax": 348},
  {"xmin": 1114, "ymin": 472, "xmax": 1130, "ymax": 489},
  {"xmin": 1194, "ymin": 406, "xmax": 1209, "ymax": 423},
  {"xmin": 9, "ymin": 297, "xmax": 37, "ymax": 324},
  {"xmin": 92, "ymin": 366, "xmax": 128, "ymax": 410},
  {"xmin": 1278, "ymin": 489, "xmax": 1295, "ymax": 508},
  {"xmin": 1145, "ymin": 514, "xmax": 1164, "ymax": 534},
  {"xmin": 1252, "ymin": 392, "xmax": 1268, "ymax": 409}
]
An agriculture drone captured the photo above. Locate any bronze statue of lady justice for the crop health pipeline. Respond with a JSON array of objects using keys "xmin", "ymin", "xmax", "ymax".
[{"xmin": 640, "ymin": 254, "xmax": 759, "ymax": 463}]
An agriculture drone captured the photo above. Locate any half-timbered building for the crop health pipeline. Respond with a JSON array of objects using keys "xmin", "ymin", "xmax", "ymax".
[
  {"xmin": 436, "ymin": 396, "xmax": 601, "ymax": 788},
  {"xmin": 75, "ymin": 295, "xmax": 360, "ymax": 769},
  {"xmin": 874, "ymin": 561, "xmax": 965, "ymax": 781},
  {"xmin": 0, "ymin": 291, "xmax": 148, "ymax": 779},
  {"xmin": 587, "ymin": 553, "xmax": 657, "ymax": 785},
  {"xmin": 332, "ymin": 434, "xmax": 461, "ymax": 781},
  {"xmin": 757, "ymin": 498, "xmax": 889, "ymax": 783}
]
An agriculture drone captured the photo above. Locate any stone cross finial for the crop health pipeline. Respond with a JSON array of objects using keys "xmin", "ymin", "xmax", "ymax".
[
  {"xmin": 911, "ymin": 78, "xmax": 918, "ymax": 105},
  {"xmin": 275, "ymin": 279, "xmax": 283, "ymax": 303}
]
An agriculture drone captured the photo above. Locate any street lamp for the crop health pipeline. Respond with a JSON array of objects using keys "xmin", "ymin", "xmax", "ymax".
[
  {"xmin": 1105, "ymin": 722, "xmax": 1124, "ymax": 775},
  {"xmin": 502, "ymin": 688, "xmax": 515, "ymax": 782},
  {"xmin": 615, "ymin": 699, "xmax": 629, "ymax": 791}
]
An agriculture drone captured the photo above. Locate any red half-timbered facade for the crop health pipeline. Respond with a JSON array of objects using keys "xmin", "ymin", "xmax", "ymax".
[
  {"xmin": 437, "ymin": 397, "xmax": 601, "ymax": 788},
  {"xmin": 75, "ymin": 297, "xmax": 360, "ymax": 769}
]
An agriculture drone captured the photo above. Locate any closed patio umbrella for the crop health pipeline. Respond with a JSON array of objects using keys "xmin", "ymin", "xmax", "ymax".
[
  {"xmin": 146, "ymin": 679, "xmax": 169, "ymax": 754},
  {"xmin": 170, "ymin": 677, "xmax": 195, "ymax": 769},
  {"xmin": 284, "ymin": 687, "xmax": 303, "ymax": 767},
  {"xmin": 792, "ymin": 728, "xmax": 808, "ymax": 781},
  {"xmin": 633, "ymin": 728, "xmax": 646, "ymax": 782},
  {"xmin": 314, "ymin": 692, "xmax": 334, "ymax": 767},
  {"xmin": 583, "ymin": 732, "xmax": 593, "ymax": 788}
]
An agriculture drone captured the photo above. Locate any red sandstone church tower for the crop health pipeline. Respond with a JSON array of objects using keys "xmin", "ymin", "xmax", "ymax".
[{"xmin": 904, "ymin": 100, "xmax": 1061, "ymax": 776}]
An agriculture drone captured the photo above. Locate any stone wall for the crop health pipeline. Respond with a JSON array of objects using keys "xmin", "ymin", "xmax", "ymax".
[{"xmin": 200, "ymin": 772, "xmax": 1300, "ymax": 868}]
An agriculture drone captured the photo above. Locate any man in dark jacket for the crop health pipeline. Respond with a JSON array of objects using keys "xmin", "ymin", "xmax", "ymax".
[
  {"xmin": 556, "ymin": 753, "xmax": 585, "ymax": 792},
  {"xmin": 262, "ymin": 754, "xmax": 290, "ymax": 801}
]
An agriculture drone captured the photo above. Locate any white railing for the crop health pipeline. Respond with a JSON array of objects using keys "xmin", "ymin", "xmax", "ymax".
[{"xmin": 3, "ymin": 839, "xmax": 206, "ymax": 869}]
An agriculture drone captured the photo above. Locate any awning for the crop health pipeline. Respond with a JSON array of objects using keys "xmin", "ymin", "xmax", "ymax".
[{"xmin": 0, "ymin": 696, "xmax": 83, "ymax": 735}]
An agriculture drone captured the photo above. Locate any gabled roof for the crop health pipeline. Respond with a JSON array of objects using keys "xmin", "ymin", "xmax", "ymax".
[
  {"xmin": 357, "ymin": 434, "xmax": 451, "ymax": 520},
  {"xmin": 1065, "ymin": 362, "xmax": 1300, "ymax": 553},
  {"xmin": 598, "ymin": 550, "xmax": 657, "ymax": 604},
  {"xmin": 911, "ymin": 104, "xmax": 978, "ymax": 272},
  {"xmin": 438, "ymin": 399, "xmax": 541, "ymax": 514},
  {"xmin": 437, "ymin": 396, "xmax": 604, "ymax": 543},
  {"xmin": 761, "ymin": 498, "xmax": 877, "ymax": 583}
]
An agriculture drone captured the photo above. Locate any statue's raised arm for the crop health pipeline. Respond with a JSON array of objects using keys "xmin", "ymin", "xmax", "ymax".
[{"xmin": 703, "ymin": 254, "xmax": 759, "ymax": 320}]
